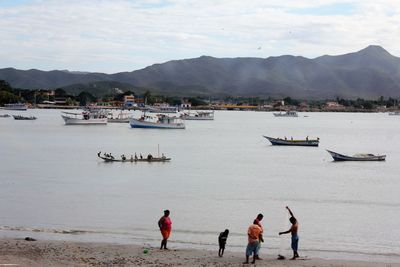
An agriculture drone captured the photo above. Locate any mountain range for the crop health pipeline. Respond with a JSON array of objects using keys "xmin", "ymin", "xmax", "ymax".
[{"xmin": 1, "ymin": 45, "xmax": 400, "ymax": 99}]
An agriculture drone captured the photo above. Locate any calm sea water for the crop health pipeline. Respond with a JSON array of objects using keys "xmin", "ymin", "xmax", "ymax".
[{"xmin": 0, "ymin": 109, "xmax": 399, "ymax": 262}]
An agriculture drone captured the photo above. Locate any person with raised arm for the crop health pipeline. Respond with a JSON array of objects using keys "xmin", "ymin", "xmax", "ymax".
[{"xmin": 279, "ymin": 206, "xmax": 299, "ymax": 259}]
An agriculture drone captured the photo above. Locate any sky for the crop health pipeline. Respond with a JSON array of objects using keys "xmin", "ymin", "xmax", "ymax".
[{"xmin": 0, "ymin": 0, "xmax": 399, "ymax": 73}]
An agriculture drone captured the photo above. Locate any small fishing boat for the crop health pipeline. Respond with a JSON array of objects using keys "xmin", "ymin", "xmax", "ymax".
[
  {"xmin": 263, "ymin": 136, "xmax": 319, "ymax": 146},
  {"xmin": 13, "ymin": 115, "xmax": 37, "ymax": 120},
  {"xmin": 97, "ymin": 152, "xmax": 171, "ymax": 162},
  {"xmin": 61, "ymin": 110, "xmax": 107, "ymax": 125},
  {"xmin": 108, "ymin": 110, "xmax": 131, "ymax": 123},
  {"xmin": 4, "ymin": 103, "xmax": 27, "ymax": 111},
  {"xmin": 326, "ymin": 150, "xmax": 386, "ymax": 161},
  {"xmin": 146, "ymin": 105, "xmax": 178, "ymax": 113},
  {"xmin": 130, "ymin": 113, "xmax": 185, "ymax": 129},
  {"xmin": 273, "ymin": 111, "xmax": 298, "ymax": 117},
  {"xmin": 181, "ymin": 110, "xmax": 214, "ymax": 120},
  {"xmin": 0, "ymin": 114, "xmax": 10, "ymax": 118}
]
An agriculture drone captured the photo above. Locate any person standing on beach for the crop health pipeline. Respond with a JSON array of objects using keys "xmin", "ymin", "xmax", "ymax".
[
  {"xmin": 279, "ymin": 206, "xmax": 299, "ymax": 259},
  {"xmin": 243, "ymin": 221, "xmax": 262, "ymax": 264},
  {"xmin": 218, "ymin": 229, "xmax": 229, "ymax": 257},
  {"xmin": 253, "ymin": 213, "xmax": 264, "ymax": 259},
  {"xmin": 158, "ymin": 210, "xmax": 172, "ymax": 250}
]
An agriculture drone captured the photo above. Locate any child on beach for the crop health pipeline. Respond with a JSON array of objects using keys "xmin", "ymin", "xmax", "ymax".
[
  {"xmin": 279, "ymin": 206, "xmax": 299, "ymax": 259},
  {"xmin": 218, "ymin": 229, "xmax": 229, "ymax": 257}
]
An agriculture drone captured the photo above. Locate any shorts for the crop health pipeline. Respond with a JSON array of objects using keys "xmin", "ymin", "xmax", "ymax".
[
  {"xmin": 246, "ymin": 241, "xmax": 259, "ymax": 256},
  {"xmin": 219, "ymin": 242, "xmax": 226, "ymax": 249},
  {"xmin": 291, "ymin": 235, "xmax": 299, "ymax": 251},
  {"xmin": 161, "ymin": 229, "xmax": 171, "ymax": 239}
]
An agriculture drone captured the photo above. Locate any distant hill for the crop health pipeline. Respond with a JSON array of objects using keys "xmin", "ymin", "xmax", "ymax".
[
  {"xmin": 0, "ymin": 68, "xmax": 111, "ymax": 89},
  {"xmin": 1, "ymin": 45, "xmax": 400, "ymax": 99}
]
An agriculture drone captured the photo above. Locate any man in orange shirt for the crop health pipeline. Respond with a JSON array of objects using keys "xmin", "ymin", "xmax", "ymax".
[
  {"xmin": 158, "ymin": 210, "xmax": 172, "ymax": 250},
  {"xmin": 243, "ymin": 221, "xmax": 263, "ymax": 264}
]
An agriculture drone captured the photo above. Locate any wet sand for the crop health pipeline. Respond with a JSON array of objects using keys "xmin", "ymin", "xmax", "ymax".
[{"xmin": 0, "ymin": 237, "xmax": 399, "ymax": 266}]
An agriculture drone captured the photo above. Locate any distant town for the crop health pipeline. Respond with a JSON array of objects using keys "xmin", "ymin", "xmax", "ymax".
[{"xmin": 0, "ymin": 80, "xmax": 399, "ymax": 112}]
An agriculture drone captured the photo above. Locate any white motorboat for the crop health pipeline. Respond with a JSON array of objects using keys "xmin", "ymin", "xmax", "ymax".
[
  {"xmin": 108, "ymin": 110, "xmax": 132, "ymax": 123},
  {"xmin": 326, "ymin": 150, "xmax": 386, "ymax": 161},
  {"xmin": 181, "ymin": 110, "xmax": 214, "ymax": 120},
  {"xmin": 146, "ymin": 105, "xmax": 178, "ymax": 113},
  {"xmin": 61, "ymin": 110, "xmax": 108, "ymax": 125},
  {"xmin": 130, "ymin": 113, "xmax": 185, "ymax": 129},
  {"xmin": 4, "ymin": 103, "xmax": 27, "ymax": 110},
  {"xmin": 273, "ymin": 111, "xmax": 298, "ymax": 117},
  {"xmin": 13, "ymin": 115, "xmax": 36, "ymax": 120}
]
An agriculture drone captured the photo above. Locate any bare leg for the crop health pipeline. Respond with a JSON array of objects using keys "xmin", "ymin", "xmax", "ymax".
[
  {"xmin": 291, "ymin": 250, "xmax": 297, "ymax": 260},
  {"xmin": 243, "ymin": 255, "xmax": 249, "ymax": 264},
  {"xmin": 221, "ymin": 248, "xmax": 224, "ymax": 256},
  {"xmin": 218, "ymin": 248, "xmax": 222, "ymax": 257},
  {"xmin": 251, "ymin": 254, "xmax": 256, "ymax": 264},
  {"xmin": 161, "ymin": 239, "xmax": 168, "ymax": 249}
]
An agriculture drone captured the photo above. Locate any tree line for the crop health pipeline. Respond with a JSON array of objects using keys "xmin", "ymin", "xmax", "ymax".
[{"xmin": 1, "ymin": 79, "xmax": 398, "ymax": 109}]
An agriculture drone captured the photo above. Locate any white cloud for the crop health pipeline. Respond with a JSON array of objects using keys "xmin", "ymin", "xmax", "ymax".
[{"xmin": 0, "ymin": 0, "xmax": 399, "ymax": 73}]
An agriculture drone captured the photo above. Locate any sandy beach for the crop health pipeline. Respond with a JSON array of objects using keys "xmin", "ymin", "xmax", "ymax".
[{"xmin": 0, "ymin": 238, "xmax": 398, "ymax": 267}]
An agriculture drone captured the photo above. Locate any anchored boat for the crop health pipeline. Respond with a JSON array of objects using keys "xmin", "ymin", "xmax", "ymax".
[
  {"xmin": 108, "ymin": 110, "xmax": 131, "ymax": 123},
  {"xmin": 4, "ymin": 103, "xmax": 28, "ymax": 111},
  {"xmin": 130, "ymin": 113, "xmax": 185, "ymax": 129},
  {"xmin": 146, "ymin": 105, "xmax": 178, "ymax": 113},
  {"xmin": 273, "ymin": 111, "xmax": 298, "ymax": 117},
  {"xmin": 326, "ymin": 150, "xmax": 386, "ymax": 161},
  {"xmin": 61, "ymin": 110, "xmax": 107, "ymax": 125},
  {"xmin": 97, "ymin": 152, "xmax": 171, "ymax": 162},
  {"xmin": 263, "ymin": 136, "xmax": 319, "ymax": 146},
  {"xmin": 181, "ymin": 110, "xmax": 214, "ymax": 120},
  {"xmin": 13, "ymin": 115, "xmax": 36, "ymax": 120}
]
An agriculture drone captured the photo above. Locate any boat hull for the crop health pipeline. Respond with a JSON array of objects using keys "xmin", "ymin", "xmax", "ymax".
[
  {"xmin": 326, "ymin": 150, "xmax": 386, "ymax": 161},
  {"xmin": 181, "ymin": 116, "xmax": 214, "ymax": 120},
  {"xmin": 13, "ymin": 115, "xmax": 36, "ymax": 120},
  {"xmin": 62, "ymin": 115, "xmax": 107, "ymax": 125},
  {"xmin": 108, "ymin": 119, "xmax": 130, "ymax": 123},
  {"xmin": 130, "ymin": 118, "xmax": 185, "ymax": 129},
  {"xmin": 4, "ymin": 103, "xmax": 27, "ymax": 111},
  {"xmin": 263, "ymin": 136, "xmax": 319, "ymax": 146},
  {"xmin": 273, "ymin": 112, "xmax": 298, "ymax": 117},
  {"xmin": 98, "ymin": 155, "xmax": 171, "ymax": 162}
]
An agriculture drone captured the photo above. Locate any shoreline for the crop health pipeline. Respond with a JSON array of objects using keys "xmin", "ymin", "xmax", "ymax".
[{"xmin": 0, "ymin": 237, "xmax": 399, "ymax": 267}]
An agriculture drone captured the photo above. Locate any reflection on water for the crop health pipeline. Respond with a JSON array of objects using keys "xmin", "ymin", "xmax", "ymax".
[{"xmin": 0, "ymin": 110, "xmax": 399, "ymax": 262}]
